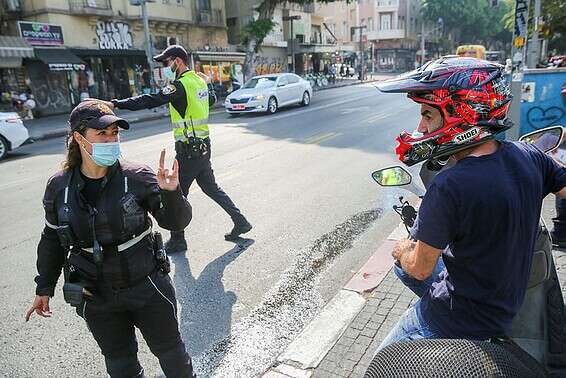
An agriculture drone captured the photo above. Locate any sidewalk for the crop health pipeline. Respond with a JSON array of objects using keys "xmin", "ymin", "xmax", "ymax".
[
  {"xmin": 265, "ymin": 208, "xmax": 566, "ymax": 377},
  {"xmin": 24, "ymin": 77, "xmax": 392, "ymax": 142}
]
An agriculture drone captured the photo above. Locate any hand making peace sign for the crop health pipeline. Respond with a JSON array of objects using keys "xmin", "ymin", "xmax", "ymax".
[{"xmin": 157, "ymin": 149, "xmax": 179, "ymax": 191}]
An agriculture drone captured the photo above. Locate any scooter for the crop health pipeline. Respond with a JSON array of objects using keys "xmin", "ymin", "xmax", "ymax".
[{"xmin": 365, "ymin": 126, "xmax": 566, "ymax": 377}]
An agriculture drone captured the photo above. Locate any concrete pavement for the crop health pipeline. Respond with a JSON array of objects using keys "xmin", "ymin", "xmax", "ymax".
[{"xmin": 266, "ymin": 196, "xmax": 566, "ymax": 377}]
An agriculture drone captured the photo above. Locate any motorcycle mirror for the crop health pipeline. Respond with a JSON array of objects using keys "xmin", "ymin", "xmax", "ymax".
[
  {"xmin": 519, "ymin": 126, "xmax": 564, "ymax": 154},
  {"xmin": 372, "ymin": 166, "xmax": 412, "ymax": 187}
]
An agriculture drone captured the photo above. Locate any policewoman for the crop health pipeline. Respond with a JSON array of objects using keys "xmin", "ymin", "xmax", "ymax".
[
  {"xmin": 97, "ymin": 44, "xmax": 252, "ymax": 254},
  {"xmin": 25, "ymin": 101, "xmax": 196, "ymax": 378}
]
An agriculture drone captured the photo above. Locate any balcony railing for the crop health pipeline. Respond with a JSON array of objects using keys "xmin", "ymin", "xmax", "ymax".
[
  {"xmin": 69, "ymin": 0, "xmax": 112, "ymax": 15},
  {"xmin": 366, "ymin": 28, "xmax": 405, "ymax": 40},
  {"xmin": 194, "ymin": 9, "xmax": 224, "ymax": 26}
]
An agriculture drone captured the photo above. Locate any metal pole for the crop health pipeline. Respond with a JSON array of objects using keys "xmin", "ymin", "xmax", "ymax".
[
  {"xmin": 141, "ymin": 0, "xmax": 154, "ymax": 88},
  {"xmin": 359, "ymin": 27, "xmax": 363, "ymax": 81},
  {"xmin": 371, "ymin": 42, "xmax": 374, "ymax": 76},
  {"xmin": 420, "ymin": 21, "xmax": 425, "ymax": 66},
  {"xmin": 527, "ymin": 0, "xmax": 541, "ymax": 68},
  {"xmin": 291, "ymin": 20, "xmax": 295, "ymax": 73}
]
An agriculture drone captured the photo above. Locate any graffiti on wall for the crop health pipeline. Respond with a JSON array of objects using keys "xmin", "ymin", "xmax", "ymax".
[
  {"xmin": 96, "ymin": 21, "xmax": 133, "ymax": 50},
  {"xmin": 527, "ymin": 106, "xmax": 565, "ymax": 129},
  {"xmin": 31, "ymin": 73, "xmax": 71, "ymax": 114},
  {"xmin": 252, "ymin": 55, "xmax": 286, "ymax": 76}
]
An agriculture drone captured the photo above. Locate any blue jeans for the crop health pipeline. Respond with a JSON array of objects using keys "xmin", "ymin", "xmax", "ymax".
[{"xmin": 374, "ymin": 259, "xmax": 445, "ymax": 354}]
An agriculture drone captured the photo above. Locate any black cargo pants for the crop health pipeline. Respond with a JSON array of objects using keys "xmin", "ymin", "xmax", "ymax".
[
  {"xmin": 175, "ymin": 139, "xmax": 246, "ymax": 225},
  {"xmin": 77, "ymin": 271, "xmax": 195, "ymax": 378}
]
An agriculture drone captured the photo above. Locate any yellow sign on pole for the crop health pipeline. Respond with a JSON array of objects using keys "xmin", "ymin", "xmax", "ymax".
[{"xmin": 514, "ymin": 36, "xmax": 525, "ymax": 48}]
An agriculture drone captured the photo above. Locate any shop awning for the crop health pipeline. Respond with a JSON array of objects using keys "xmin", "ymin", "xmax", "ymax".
[
  {"xmin": 0, "ymin": 36, "xmax": 34, "ymax": 59},
  {"xmin": 70, "ymin": 48, "xmax": 147, "ymax": 57},
  {"xmin": 34, "ymin": 48, "xmax": 86, "ymax": 71},
  {"xmin": 195, "ymin": 51, "xmax": 246, "ymax": 63}
]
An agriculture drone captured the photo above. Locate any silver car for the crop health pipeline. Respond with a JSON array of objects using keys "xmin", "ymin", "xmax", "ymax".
[{"xmin": 224, "ymin": 73, "xmax": 312, "ymax": 115}]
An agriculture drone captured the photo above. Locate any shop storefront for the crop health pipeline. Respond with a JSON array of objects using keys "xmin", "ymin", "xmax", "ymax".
[
  {"xmin": 71, "ymin": 48, "xmax": 149, "ymax": 100},
  {"xmin": 193, "ymin": 50, "xmax": 246, "ymax": 96},
  {"xmin": 0, "ymin": 36, "xmax": 34, "ymax": 112},
  {"xmin": 27, "ymin": 47, "xmax": 85, "ymax": 116},
  {"xmin": 15, "ymin": 21, "xmax": 85, "ymax": 116},
  {"xmin": 69, "ymin": 20, "xmax": 151, "ymax": 101}
]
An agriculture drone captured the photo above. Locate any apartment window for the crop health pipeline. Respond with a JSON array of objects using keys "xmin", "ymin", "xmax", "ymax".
[
  {"xmin": 343, "ymin": 21, "xmax": 348, "ymax": 37},
  {"xmin": 368, "ymin": 17, "xmax": 373, "ymax": 31},
  {"xmin": 380, "ymin": 13, "xmax": 392, "ymax": 30},
  {"xmin": 197, "ymin": 0, "xmax": 210, "ymax": 11}
]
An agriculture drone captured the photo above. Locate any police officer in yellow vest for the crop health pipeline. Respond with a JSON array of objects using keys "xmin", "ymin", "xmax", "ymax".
[{"xmin": 97, "ymin": 45, "xmax": 252, "ymax": 253}]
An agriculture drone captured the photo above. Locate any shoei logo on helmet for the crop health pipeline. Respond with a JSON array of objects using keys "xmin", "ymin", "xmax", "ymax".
[{"xmin": 454, "ymin": 127, "xmax": 480, "ymax": 144}]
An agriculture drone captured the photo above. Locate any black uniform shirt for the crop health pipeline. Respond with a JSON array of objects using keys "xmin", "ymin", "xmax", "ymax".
[
  {"xmin": 112, "ymin": 70, "xmax": 190, "ymax": 118},
  {"xmin": 79, "ymin": 171, "xmax": 103, "ymax": 206}
]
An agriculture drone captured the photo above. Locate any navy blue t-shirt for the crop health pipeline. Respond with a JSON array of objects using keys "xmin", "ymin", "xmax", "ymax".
[{"xmin": 415, "ymin": 141, "xmax": 566, "ymax": 339}]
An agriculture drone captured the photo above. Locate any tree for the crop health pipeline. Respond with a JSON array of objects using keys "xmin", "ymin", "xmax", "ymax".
[
  {"xmin": 241, "ymin": 0, "xmax": 351, "ymax": 81},
  {"xmin": 421, "ymin": 0, "xmax": 512, "ymax": 52}
]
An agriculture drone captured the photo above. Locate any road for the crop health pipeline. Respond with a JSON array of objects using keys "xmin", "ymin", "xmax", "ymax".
[{"xmin": 0, "ymin": 83, "xmax": 420, "ymax": 377}]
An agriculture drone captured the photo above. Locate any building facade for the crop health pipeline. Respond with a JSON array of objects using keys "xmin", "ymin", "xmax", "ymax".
[
  {"xmin": 0, "ymin": 0, "xmax": 228, "ymax": 116},
  {"xmin": 362, "ymin": 0, "xmax": 421, "ymax": 73}
]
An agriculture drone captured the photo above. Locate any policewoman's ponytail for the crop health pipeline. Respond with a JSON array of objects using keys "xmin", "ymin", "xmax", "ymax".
[{"xmin": 63, "ymin": 132, "xmax": 83, "ymax": 171}]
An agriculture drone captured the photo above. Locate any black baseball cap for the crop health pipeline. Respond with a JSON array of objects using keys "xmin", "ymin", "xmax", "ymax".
[
  {"xmin": 153, "ymin": 45, "xmax": 188, "ymax": 63},
  {"xmin": 69, "ymin": 100, "xmax": 130, "ymax": 131}
]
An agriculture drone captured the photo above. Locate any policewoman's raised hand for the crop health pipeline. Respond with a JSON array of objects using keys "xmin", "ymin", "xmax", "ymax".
[
  {"xmin": 157, "ymin": 149, "xmax": 179, "ymax": 191},
  {"xmin": 25, "ymin": 295, "xmax": 52, "ymax": 321}
]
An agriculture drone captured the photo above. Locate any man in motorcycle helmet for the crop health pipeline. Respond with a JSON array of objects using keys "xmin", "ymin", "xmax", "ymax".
[{"xmin": 373, "ymin": 56, "xmax": 566, "ymax": 351}]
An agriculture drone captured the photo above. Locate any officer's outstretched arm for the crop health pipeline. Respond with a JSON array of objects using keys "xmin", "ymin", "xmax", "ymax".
[{"xmin": 112, "ymin": 81, "xmax": 185, "ymax": 111}]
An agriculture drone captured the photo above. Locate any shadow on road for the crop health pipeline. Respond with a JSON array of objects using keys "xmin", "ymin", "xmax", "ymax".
[{"xmin": 169, "ymin": 238, "xmax": 254, "ymax": 366}]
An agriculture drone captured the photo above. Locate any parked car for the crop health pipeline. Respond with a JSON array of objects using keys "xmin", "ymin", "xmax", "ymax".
[
  {"xmin": 224, "ymin": 73, "xmax": 312, "ymax": 115},
  {"xmin": 0, "ymin": 112, "xmax": 32, "ymax": 160}
]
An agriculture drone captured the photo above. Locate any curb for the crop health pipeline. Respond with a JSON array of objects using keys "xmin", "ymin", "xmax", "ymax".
[{"xmin": 263, "ymin": 221, "xmax": 407, "ymax": 377}]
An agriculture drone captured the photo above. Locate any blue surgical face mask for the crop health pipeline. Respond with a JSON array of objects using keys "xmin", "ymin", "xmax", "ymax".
[
  {"xmin": 163, "ymin": 61, "xmax": 177, "ymax": 81},
  {"xmin": 82, "ymin": 138, "xmax": 121, "ymax": 167}
]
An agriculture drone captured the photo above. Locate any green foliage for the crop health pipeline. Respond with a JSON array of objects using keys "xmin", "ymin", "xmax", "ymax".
[
  {"xmin": 242, "ymin": 19, "xmax": 278, "ymax": 52},
  {"xmin": 421, "ymin": 0, "xmax": 512, "ymax": 48}
]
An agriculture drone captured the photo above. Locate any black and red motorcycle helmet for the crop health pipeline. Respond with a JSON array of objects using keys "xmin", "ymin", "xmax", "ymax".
[{"xmin": 376, "ymin": 56, "xmax": 513, "ymax": 166}]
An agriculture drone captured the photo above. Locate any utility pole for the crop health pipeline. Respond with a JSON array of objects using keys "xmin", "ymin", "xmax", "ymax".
[
  {"xmin": 351, "ymin": 25, "xmax": 366, "ymax": 81},
  {"xmin": 508, "ymin": 0, "xmax": 530, "ymax": 140},
  {"xmin": 527, "ymin": 0, "xmax": 541, "ymax": 68},
  {"xmin": 283, "ymin": 15, "xmax": 301, "ymax": 73},
  {"xmin": 420, "ymin": 21, "xmax": 425, "ymax": 66},
  {"xmin": 131, "ymin": 0, "xmax": 155, "ymax": 88}
]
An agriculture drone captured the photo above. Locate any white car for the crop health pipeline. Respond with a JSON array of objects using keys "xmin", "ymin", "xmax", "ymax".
[
  {"xmin": 0, "ymin": 112, "xmax": 32, "ymax": 160},
  {"xmin": 224, "ymin": 73, "xmax": 312, "ymax": 115}
]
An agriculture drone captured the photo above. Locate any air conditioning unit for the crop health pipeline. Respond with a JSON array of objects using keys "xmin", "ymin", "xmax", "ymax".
[{"xmin": 6, "ymin": 0, "xmax": 22, "ymax": 11}]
